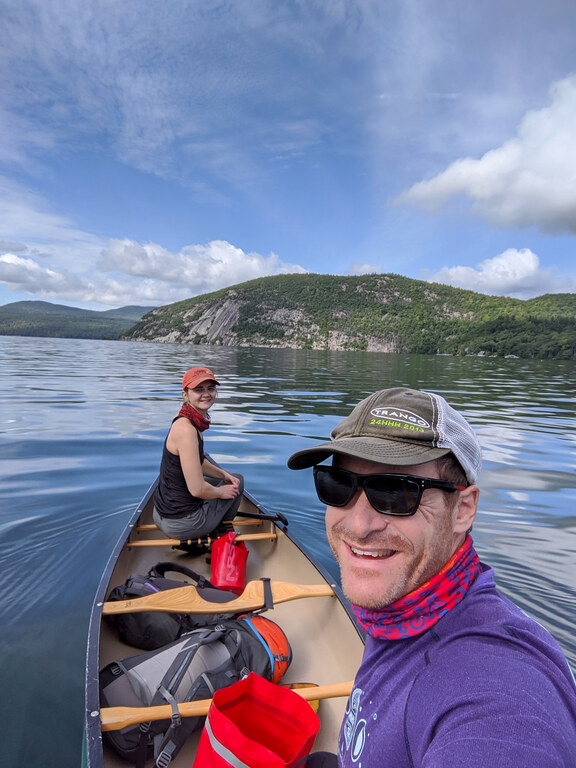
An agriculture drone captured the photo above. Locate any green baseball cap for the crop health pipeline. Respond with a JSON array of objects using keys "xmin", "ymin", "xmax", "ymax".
[{"xmin": 287, "ymin": 387, "xmax": 482, "ymax": 484}]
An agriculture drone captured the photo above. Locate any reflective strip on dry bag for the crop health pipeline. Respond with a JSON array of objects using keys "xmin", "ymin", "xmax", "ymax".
[{"xmin": 204, "ymin": 716, "xmax": 252, "ymax": 768}]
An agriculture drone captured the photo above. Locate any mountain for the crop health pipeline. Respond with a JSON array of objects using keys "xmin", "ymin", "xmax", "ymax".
[
  {"xmin": 123, "ymin": 273, "xmax": 576, "ymax": 359},
  {"xmin": 0, "ymin": 300, "xmax": 155, "ymax": 340},
  {"xmin": 3, "ymin": 276, "xmax": 575, "ymax": 358}
]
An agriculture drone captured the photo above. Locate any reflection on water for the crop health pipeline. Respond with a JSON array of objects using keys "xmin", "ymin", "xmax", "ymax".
[{"xmin": 1, "ymin": 335, "xmax": 575, "ymax": 768}]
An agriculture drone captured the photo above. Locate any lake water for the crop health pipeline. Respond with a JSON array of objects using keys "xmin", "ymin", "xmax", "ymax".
[{"xmin": 1, "ymin": 335, "xmax": 575, "ymax": 768}]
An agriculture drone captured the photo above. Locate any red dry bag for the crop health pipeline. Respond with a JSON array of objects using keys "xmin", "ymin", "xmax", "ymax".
[
  {"xmin": 193, "ymin": 672, "xmax": 320, "ymax": 768},
  {"xmin": 210, "ymin": 532, "xmax": 248, "ymax": 594}
]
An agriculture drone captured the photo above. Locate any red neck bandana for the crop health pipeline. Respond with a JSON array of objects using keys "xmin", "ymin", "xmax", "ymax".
[
  {"xmin": 179, "ymin": 403, "xmax": 211, "ymax": 432},
  {"xmin": 351, "ymin": 535, "xmax": 482, "ymax": 640}
]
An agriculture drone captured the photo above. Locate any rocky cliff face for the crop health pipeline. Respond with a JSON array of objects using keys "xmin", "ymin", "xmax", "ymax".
[
  {"xmin": 183, "ymin": 298, "xmax": 242, "ymax": 344},
  {"xmin": 131, "ymin": 297, "xmax": 240, "ymax": 344}
]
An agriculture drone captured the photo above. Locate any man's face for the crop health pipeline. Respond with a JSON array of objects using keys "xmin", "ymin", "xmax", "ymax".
[{"xmin": 325, "ymin": 455, "xmax": 474, "ymax": 609}]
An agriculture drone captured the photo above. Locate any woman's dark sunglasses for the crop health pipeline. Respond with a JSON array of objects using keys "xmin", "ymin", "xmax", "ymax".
[{"xmin": 313, "ymin": 465, "xmax": 467, "ymax": 517}]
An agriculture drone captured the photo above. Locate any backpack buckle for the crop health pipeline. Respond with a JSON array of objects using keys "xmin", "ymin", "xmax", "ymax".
[
  {"xmin": 155, "ymin": 742, "xmax": 176, "ymax": 768},
  {"xmin": 158, "ymin": 685, "xmax": 181, "ymax": 727}
]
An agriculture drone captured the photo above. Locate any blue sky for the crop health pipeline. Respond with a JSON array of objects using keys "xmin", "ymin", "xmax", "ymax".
[{"xmin": 1, "ymin": 0, "xmax": 576, "ymax": 310}]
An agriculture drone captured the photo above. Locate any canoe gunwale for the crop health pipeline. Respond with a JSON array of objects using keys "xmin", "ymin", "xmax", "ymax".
[{"xmin": 85, "ymin": 479, "xmax": 158, "ymax": 767}]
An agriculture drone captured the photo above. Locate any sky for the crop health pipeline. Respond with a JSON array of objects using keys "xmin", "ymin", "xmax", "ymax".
[{"xmin": 1, "ymin": 0, "xmax": 576, "ymax": 310}]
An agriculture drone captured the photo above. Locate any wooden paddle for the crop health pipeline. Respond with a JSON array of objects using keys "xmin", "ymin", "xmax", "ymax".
[
  {"xmin": 126, "ymin": 532, "xmax": 277, "ymax": 548},
  {"xmin": 100, "ymin": 680, "xmax": 353, "ymax": 731},
  {"xmin": 101, "ymin": 579, "xmax": 335, "ymax": 615}
]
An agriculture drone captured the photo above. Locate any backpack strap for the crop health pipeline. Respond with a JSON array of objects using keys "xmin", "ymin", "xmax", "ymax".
[
  {"xmin": 148, "ymin": 562, "xmax": 215, "ymax": 588},
  {"xmin": 153, "ymin": 687, "xmax": 184, "ymax": 768},
  {"xmin": 134, "ymin": 721, "xmax": 151, "ymax": 768},
  {"xmin": 151, "ymin": 628, "xmax": 231, "ymax": 768},
  {"xmin": 148, "ymin": 562, "xmax": 239, "ymax": 604}
]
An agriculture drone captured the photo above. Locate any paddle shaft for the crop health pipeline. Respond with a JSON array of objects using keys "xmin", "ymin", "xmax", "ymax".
[
  {"xmin": 100, "ymin": 680, "xmax": 354, "ymax": 731},
  {"xmin": 101, "ymin": 579, "xmax": 335, "ymax": 615}
]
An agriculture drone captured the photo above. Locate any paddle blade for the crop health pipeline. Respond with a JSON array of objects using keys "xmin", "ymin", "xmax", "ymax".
[{"xmin": 101, "ymin": 580, "xmax": 334, "ymax": 616}]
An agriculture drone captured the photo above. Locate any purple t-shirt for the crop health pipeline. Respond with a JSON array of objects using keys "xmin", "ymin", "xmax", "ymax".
[{"xmin": 338, "ymin": 565, "xmax": 576, "ymax": 767}]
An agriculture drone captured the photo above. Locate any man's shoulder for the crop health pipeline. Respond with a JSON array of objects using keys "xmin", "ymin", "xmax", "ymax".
[
  {"xmin": 422, "ymin": 566, "xmax": 575, "ymax": 694},
  {"xmin": 437, "ymin": 565, "xmax": 563, "ymax": 653},
  {"xmin": 355, "ymin": 567, "xmax": 576, "ymax": 767}
]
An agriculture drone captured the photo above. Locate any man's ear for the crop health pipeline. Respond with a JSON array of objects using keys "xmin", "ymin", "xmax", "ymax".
[{"xmin": 454, "ymin": 484, "xmax": 479, "ymax": 533}]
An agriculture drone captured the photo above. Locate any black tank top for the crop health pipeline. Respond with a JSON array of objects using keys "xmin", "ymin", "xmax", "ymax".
[{"xmin": 153, "ymin": 417, "xmax": 205, "ymax": 518}]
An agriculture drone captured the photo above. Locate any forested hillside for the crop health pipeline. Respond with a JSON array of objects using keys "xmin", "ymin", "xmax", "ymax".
[
  {"xmin": 124, "ymin": 273, "xmax": 576, "ymax": 359},
  {"xmin": 0, "ymin": 301, "xmax": 154, "ymax": 339}
]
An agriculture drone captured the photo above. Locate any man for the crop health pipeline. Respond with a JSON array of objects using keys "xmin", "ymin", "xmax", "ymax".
[{"xmin": 288, "ymin": 387, "xmax": 576, "ymax": 767}]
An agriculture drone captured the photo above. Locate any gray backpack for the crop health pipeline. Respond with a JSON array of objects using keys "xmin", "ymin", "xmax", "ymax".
[{"xmin": 99, "ymin": 616, "xmax": 292, "ymax": 768}]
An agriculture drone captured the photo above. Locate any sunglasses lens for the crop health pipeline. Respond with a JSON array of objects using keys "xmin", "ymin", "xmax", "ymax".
[
  {"xmin": 314, "ymin": 467, "xmax": 356, "ymax": 507},
  {"xmin": 364, "ymin": 477, "xmax": 421, "ymax": 516},
  {"xmin": 313, "ymin": 468, "xmax": 424, "ymax": 516}
]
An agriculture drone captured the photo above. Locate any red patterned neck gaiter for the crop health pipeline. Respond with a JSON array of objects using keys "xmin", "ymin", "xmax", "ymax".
[
  {"xmin": 179, "ymin": 403, "xmax": 211, "ymax": 432},
  {"xmin": 351, "ymin": 535, "xmax": 482, "ymax": 640}
]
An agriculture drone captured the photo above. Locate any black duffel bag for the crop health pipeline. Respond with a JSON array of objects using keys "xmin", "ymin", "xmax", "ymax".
[{"xmin": 105, "ymin": 561, "xmax": 239, "ymax": 650}]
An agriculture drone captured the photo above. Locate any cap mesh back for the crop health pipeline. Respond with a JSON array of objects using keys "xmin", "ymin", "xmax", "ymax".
[{"xmin": 432, "ymin": 393, "xmax": 482, "ymax": 483}]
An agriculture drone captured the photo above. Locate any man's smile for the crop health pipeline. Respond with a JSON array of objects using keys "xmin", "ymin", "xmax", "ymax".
[{"xmin": 349, "ymin": 544, "xmax": 398, "ymax": 559}]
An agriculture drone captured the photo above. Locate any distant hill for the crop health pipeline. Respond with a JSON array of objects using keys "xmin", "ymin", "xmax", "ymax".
[
  {"xmin": 0, "ymin": 300, "xmax": 155, "ymax": 339},
  {"xmin": 123, "ymin": 273, "xmax": 576, "ymax": 359}
]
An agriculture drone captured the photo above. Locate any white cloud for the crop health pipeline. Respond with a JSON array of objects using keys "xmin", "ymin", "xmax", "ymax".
[
  {"xmin": 98, "ymin": 238, "xmax": 306, "ymax": 296},
  {"xmin": 0, "ymin": 237, "xmax": 306, "ymax": 307},
  {"xmin": 0, "ymin": 253, "xmax": 91, "ymax": 297},
  {"xmin": 347, "ymin": 262, "xmax": 383, "ymax": 276},
  {"xmin": 426, "ymin": 248, "xmax": 576, "ymax": 298},
  {"xmin": 396, "ymin": 75, "xmax": 576, "ymax": 233}
]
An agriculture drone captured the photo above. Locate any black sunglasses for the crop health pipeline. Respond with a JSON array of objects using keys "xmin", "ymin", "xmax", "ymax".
[{"xmin": 313, "ymin": 465, "xmax": 467, "ymax": 517}]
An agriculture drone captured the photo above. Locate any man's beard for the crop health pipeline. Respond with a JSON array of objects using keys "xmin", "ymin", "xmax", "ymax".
[{"xmin": 327, "ymin": 516, "xmax": 457, "ymax": 610}]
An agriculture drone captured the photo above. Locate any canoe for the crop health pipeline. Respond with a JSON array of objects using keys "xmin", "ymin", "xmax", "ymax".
[{"xmin": 84, "ymin": 471, "xmax": 365, "ymax": 767}]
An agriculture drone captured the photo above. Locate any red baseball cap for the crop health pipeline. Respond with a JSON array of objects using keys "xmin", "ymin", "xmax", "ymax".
[{"xmin": 182, "ymin": 366, "xmax": 220, "ymax": 390}]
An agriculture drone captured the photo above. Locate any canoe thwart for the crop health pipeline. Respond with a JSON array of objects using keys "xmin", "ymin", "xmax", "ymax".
[
  {"xmin": 129, "ymin": 532, "xmax": 277, "ymax": 546},
  {"xmin": 134, "ymin": 518, "xmax": 269, "ymax": 533}
]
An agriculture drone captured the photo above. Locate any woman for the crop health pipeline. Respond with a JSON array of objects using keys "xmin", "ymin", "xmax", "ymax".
[{"xmin": 153, "ymin": 366, "xmax": 244, "ymax": 541}]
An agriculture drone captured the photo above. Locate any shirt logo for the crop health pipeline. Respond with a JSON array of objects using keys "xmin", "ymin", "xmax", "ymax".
[{"xmin": 341, "ymin": 687, "xmax": 368, "ymax": 764}]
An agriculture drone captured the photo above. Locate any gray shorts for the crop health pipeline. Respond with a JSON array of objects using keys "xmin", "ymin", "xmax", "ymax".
[{"xmin": 153, "ymin": 473, "xmax": 244, "ymax": 539}]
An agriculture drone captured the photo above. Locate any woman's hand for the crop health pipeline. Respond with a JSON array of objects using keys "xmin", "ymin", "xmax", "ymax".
[
  {"xmin": 217, "ymin": 481, "xmax": 240, "ymax": 499},
  {"xmin": 221, "ymin": 471, "xmax": 241, "ymax": 493}
]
